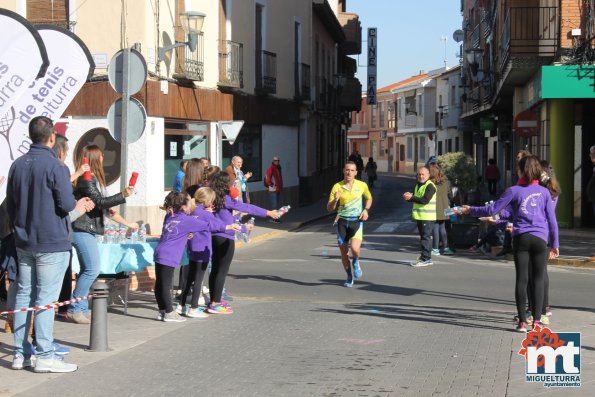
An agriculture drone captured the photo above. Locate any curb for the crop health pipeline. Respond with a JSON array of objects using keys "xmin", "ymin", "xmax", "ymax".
[{"xmin": 549, "ymin": 257, "xmax": 595, "ymax": 269}]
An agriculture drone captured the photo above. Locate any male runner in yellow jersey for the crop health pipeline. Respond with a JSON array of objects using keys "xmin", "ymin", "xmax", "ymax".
[{"xmin": 327, "ymin": 162, "xmax": 373, "ymax": 287}]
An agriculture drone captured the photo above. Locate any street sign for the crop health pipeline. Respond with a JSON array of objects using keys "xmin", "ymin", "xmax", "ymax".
[
  {"xmin": 219, "ymin": 121, "xmax": 244, "ymax": 145},
  {"xmin": 107, "ymin": 97, "xmax": 146, "ymax": 144},
  {"xmin": 108, "ymin": 48, "xmax": 147, "ymax": 95},
  {"xmin": 513, "ymin": 109, "xmax": 540, "ymax": 138}
]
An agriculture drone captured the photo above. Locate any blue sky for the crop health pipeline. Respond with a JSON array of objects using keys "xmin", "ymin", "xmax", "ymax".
[{"xmin": 348, "ymin": 0, "xmax": 463, "ymax": 89}]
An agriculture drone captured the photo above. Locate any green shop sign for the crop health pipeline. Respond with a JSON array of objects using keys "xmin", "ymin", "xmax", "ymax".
[
  {"xmin": 542, "ymin": 65, "xmax": 595, "ymax": 98},
  {"xmin": 480, "ymin": 117, "xmax": 495, "ymax": 131}
]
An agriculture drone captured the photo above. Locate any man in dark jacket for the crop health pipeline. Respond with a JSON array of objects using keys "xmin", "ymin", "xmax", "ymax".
[{"xmin": 6, "ymin": 116, "xmax": 79, "ymax": 373}]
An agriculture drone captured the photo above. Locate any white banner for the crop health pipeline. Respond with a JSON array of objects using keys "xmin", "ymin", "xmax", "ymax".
[{"xmin": 0, "ymin": 25, "xmax": 94, "ymax": 202}]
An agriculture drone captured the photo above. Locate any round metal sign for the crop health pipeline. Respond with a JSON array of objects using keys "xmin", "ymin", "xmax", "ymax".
[
  {"xmin": 108, "ymin": 48, "xmax": 147, "ymax": 95},
  {"xmin": 107, "ymin": 97, "xmax": 147, "ymax": 144}
]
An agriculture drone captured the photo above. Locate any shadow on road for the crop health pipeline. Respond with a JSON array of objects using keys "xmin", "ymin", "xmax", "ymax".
[{"xmin": 312, "ymin": 302, "xmax": 516, "ymax": 332}]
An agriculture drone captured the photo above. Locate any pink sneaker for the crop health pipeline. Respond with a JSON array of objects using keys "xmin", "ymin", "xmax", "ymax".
[
  {"xmin": 467, "ymin": 245, "xmax": 478, "ymax": 253},
  {"xmin": 207, "ymin": 304, "xmax": 234, "ymax": 314}
]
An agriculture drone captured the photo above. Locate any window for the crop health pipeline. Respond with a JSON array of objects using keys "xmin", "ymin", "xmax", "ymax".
[
  {"xmin": 380, "ymin": 139, "xmax": 385, "ymax": 156},
  {"xmin": 371, "ymin": 104, "xmax": 377, "ymax": 128},
  {"xmin": 407, "ymin": 137, "xmax": 413, "ymax": 160},
  {"xmin": 451, "ymin": 85, "xmax": 456, "ymax": 106},
  {"xmin": 388, "ymin": 102, "xmax": 395, "ymax": 129},
  {"xmin": 455, "ymin": 137, "xmax": 460, "ymax": 151},
  {"xmin": 418, "ymin": 94, "xmax": 423, "ymax": 116},
  {"xmin": 447, "ymin": 139, "xmax": 453, "ymax": 152},
  {"xmin": 164, "ymin": 122, "xmax": 209, "ymax": 189},
  {"xmin": 222, "ymin": 124, "xmax": 262, "ymax": 181},
  {"xmin": 438, "ymin": 140, "xmax": 443, "ymax": 155},
  {"xmin": 397, "ymin": 99, "xmax": 402, "ymax": 119},
  {"xmin": 419, "ymin": 136, "xmax": 426, "ymax": 161},
  {"xmin": 379, "ymin": 102, "xmax": 385, "ymax": 128},
  {"xmin": 359, "ymin": 143, "xmax": 366, "ymax": 156},
  {"xmin": 371, "ymin": 140, "xmax": 378, "ymax": 159}
]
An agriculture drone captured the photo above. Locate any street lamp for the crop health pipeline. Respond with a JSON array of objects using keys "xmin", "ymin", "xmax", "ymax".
[
  {"xmin": 465, "ymin": 48, "xmax": 484, "ymax": 75},
  {"xmin": 158, "ymin": 11, "xmax": 206, "ymax": 62}
]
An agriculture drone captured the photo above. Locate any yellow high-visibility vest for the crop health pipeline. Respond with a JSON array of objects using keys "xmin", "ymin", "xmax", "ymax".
[{"xmin": 412, "ymin": 180, "xmax": 437, "ymax": 221}]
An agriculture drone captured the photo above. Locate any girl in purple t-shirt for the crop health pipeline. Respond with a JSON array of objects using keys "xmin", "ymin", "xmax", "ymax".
[
  {"xmin": 462, "ymin": 156, "xmax": 559, "ymax": 333},
  {"xmin": 154, "ymin": 192, "xmax": 238, "ymax": 322}
]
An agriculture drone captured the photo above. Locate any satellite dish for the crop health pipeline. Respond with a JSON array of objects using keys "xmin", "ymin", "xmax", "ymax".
[{"xmin": 453, "ymin": 29, "xmax": 464, "ymax": 43}]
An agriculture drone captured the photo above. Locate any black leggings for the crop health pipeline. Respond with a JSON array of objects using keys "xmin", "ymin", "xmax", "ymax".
[
  {"xmin": 513, "ymin": 233, "xmax": 547, "ymax": 322},
  {"xmin": 210, "ymin": 236, "xmax": 235, "ymax": 303},
  {"xmin": 154, "ymin": 263, "xmax": 175, "ymax": 312},
  {"xmin": 179, "ymin": 260, "xmax": 208, "ymax": 308}
]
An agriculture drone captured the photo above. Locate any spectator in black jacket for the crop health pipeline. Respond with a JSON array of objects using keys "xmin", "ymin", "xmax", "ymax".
[{"xmin": 66, "ymin": 145, "xmax": 138, "ymax": 324}]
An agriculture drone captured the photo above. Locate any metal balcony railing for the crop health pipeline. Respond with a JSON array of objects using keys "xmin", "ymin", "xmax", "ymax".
[
  {"xmin": 174, "ymin": 32, "xmax": 204, "ymax": 81},
  {"xmin": 294, "ymin": 62, "xmax": 310, "ymax": 101},
  {"xmin": 472, "ymin": 24, "xmax": 481, "ymax": 48},
  {"xmin": 255, "ymin": 49, "xmax": 277, "ymax": 94},
  {"xmin": 499, "ymin": 6, "xmax": 558, "ymax": 72},
  {"xmin": 218, "ymin": 40, "xmax": 243, "ymax": 88}
]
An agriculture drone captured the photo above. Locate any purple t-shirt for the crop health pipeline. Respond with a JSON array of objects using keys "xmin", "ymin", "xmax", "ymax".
[
  {"xmin": 212, "ymin": 195, "xmax": 268, "ymax": 240},
  {"xmin": 186, "ymin": 206, "xmax": 227, "ymax": 262},
  {"xmin": 470, "ymin": 183, "xmax": 559, "ymax": 248},
  {"xmin": 154, "ymin": 211, "xmax": 213, "ymax": 267}
]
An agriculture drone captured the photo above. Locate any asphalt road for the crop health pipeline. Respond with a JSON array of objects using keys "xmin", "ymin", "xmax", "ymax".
[{"xmin": 9, "ymin": 176, "xmax": 595, "ymax": 396}]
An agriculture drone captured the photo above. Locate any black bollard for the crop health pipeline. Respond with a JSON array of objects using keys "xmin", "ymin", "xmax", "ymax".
[{"xmin": 87, "ymin": 281, "xmax": 111, "ymax": 352}]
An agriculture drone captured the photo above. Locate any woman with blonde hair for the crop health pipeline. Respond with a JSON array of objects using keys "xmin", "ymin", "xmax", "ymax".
[{"xmin": 68, "ymin": 145, "xmax": 138, "ymax": 323}]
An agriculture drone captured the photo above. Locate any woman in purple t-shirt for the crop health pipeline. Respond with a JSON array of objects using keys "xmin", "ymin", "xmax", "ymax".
[{"xmin": 462, "ymin": 156, "xmax": 559, "ymax": 333}]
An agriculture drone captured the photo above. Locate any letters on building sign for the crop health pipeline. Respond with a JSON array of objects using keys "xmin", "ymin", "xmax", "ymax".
[{"xmin": 367, "ymin": 27, "xmax": 377, "ymax": 105}]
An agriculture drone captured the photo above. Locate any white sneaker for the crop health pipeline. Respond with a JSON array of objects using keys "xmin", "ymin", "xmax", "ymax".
[
  {"xmin": 411, "ymin": 259, "xmax": 433, "ymax": 267},
  {"xmin": 174, "ymin": 304, "xmax": 187, "ymax": 315},
  {"xmin": 198, "ymin": 295, "xmax": 206, "ymax": 306},
  {"xmin": 186, "ymin": 307, "xmax": 209, "ymax": 318},
  {"xmin": 163, "ymin": 311, "xmax": 186, "ymax": 322},
  {"xmin": 12, "ymin": 355, "xmax": 33, "ymax": 370},
  {"xmin": 34, "ymin": 357, "xmax": 77, "ymax": 373}
]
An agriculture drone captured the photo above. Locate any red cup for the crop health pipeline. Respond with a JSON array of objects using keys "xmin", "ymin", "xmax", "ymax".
[
  {"xmin": 82, "ymin": 157, "xmax": 92, "ymax": 181},
  {"xmin": 229, "ymin": 186, "xmax": 240, "ymax": 199},
  {"xmin": 129, "ymin": 172, "xmax": 139, "ymax": 187}
]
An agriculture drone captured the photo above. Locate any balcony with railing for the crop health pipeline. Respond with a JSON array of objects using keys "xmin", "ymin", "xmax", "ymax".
[
  {"xmin": 174, "ymin": 32, "xmax": 204, "ymax": 81},
  {"xmin": 499, "ymin": 6, "xmax": 558, "ymax": 72},
  {"xmin": 338, "ymin": 76, "xmax": 362, "ymax": 112},
  {"xmin": 338, "ymin": 12, "xmax": 362, "ymax": 55},
  {"xmin": 255, "ymin": 49, "xmax": 277, "ymax": 94},
  {"xmin": 218, "ymin": 40, "xmax": 243, "ymax": 89},
  {"xmin": 294, "ymin": 62, "xmax": 311, "ymax": 101},
  {"xmin": 472, "ymin": 24, "xmax": 481, "ymax": 48}
]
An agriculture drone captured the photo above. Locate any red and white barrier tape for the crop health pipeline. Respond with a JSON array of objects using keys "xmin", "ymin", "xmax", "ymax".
[{"xmin": 0, "ymin": 295, "xmax": 91, "ymax": 316}]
